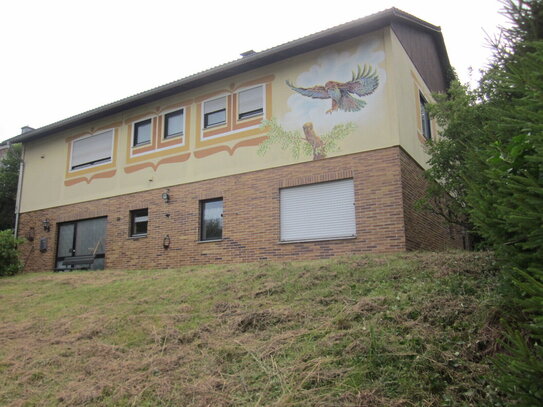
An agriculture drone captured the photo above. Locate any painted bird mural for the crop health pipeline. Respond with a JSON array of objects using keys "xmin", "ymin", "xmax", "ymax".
[{"xmin": 286, "ymin": 64, "xmax": 379, "ymax": 114}]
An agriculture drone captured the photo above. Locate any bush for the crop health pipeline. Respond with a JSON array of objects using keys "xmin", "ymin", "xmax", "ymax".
[{"xmin": 0, "ymin": 229, "xmax": 24, "ymax": 276}]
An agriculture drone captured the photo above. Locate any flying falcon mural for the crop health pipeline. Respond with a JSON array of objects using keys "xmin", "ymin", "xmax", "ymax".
[{"xmin": 286, "ymin": 64, "xmax": 379, "ymax": 114}]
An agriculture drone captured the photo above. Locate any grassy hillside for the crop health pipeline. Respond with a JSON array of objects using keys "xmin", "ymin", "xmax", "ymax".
[{"xmin": 0, "ymin": 252, "xmax": 506, "ymax": 406}]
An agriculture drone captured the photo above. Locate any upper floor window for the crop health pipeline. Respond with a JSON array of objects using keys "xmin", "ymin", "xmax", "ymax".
[
  {"xmin": 134, "ymin": 119, "xmax": 152, "ymax": 146},
  {"xmin": 420, "ymin": 94, "xmax": 432, "ymax": 141},
  {"xmin": 70, "ymin": 129, "xmax": 113, "ymax": 171},
  {"xmin": 204, "ymin": 96, "xmax": 226, "ymax": 128},
  {"xmin": 238, "ymin": 86, "xmax": 263, "ymax": 119},
  {"xmin": 164, "ymin": 109, "xmax": 184, "ymax": 139}
]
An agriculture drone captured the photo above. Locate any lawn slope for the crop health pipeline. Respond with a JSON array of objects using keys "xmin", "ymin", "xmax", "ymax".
[{"xmin": 0, "ymin": 252, "xmax": 506, "ymax": 406}]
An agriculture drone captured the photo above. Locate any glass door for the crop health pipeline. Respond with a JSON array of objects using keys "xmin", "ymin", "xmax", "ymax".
[{"xmin": 56, "ymin": 217, "xmax": 107, "ymax": 270}]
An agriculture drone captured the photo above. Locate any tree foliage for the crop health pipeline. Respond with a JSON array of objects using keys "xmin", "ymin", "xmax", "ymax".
[
  {"xmin": 0, "ymin": 144, "xmax": 22, "ymax": 231},
  {"xmin": 424, "ymin": 1, "xmax": 543, "ymax": 404}
]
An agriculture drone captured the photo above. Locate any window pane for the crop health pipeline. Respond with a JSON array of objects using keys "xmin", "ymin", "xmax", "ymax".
[
  {"xmin": 131, "ymin": 209, "xmax": 148, "ymax": 236},
  {"xmin": 201, "ymin": 199, "xmax": 223, "ymax": 241},
  {"xmin": 75, "ymin": 217, "xmax": 107, "ymax": 256},
  {"xmin": 205, "ymin": 110, "xmax": 226, "ymax": 127},
  {"xmin": 238, "ymin": 86, "xmax": 263, "ymax": 119},
  {"xmin": 71, "ymin": 130, "xmax": 113, "ymax": 169},
  {"xmin": 134, "ymin": 119, "xmax": 151, "ymax": 145},
  {"xmin": 165, "ymin": 110, "xmax": 184, "ymax": 138}
]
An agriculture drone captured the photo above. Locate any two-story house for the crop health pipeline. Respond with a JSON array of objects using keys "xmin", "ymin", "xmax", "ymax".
[{"xmin": 9, "ymin": 8, "xmax": 462, "ymax": 272}]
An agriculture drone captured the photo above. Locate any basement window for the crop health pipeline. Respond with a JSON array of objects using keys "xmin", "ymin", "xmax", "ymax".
[
  {"xmin": 200, "ymin": 198, "xmax": 223, "ymax": 241},
  {"xmin": 130, "ymin": 209, "xmax": 148, "ymax": 237}
]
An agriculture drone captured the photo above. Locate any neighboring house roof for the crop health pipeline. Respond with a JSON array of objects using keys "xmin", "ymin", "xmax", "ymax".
[{"xmin": 8, "ymin": 7, "xmax": 451, "ymax": 145}]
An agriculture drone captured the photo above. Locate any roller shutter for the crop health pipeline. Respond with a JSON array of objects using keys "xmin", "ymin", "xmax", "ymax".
[{"xmin": 280, "ymin": 179, "xmax": 356, "ymax": 241}]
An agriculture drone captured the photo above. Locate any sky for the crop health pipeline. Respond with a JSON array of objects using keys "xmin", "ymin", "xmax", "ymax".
[{"xmin": 0, "ymin": 0, "xmax": 509, "ymax": 143}]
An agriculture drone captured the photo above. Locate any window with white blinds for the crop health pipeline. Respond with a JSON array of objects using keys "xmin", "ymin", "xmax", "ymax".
[
  {"xmin": 280, "ymin": 179, "xmax": 356, "ymax": 242},
  {"xmin": 238, "ymin": 86, "xmax": 263, "ymax": 119},
  {"xmin": 71, "ymin": 129, "xmax": 114, "ymax": 170},
  {"xmin": 204, "ymin": 96, "xmax": 227, "ymax": 128}
]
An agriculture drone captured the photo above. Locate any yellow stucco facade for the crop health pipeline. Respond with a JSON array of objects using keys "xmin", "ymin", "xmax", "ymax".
[{"xmin": 20, "ymin": 27, "xmax": 435, "ymax": 213}]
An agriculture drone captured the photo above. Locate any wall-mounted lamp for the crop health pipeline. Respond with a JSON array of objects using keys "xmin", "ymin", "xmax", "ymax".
[
  {"xmin": 162, "ymin": 189, "xmax": 170, "ymax": 204},
  {"xmin": 163, "ymin": 234, "xmax": 171, "ymax": 249},
  {"xmin": 43, "ymin": 218, "xmax": 51, "ymax": 232}
]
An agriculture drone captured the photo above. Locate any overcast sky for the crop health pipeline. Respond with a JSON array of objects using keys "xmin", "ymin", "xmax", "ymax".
[{"xmin": 0, "ymin": 0, "xmax": 509, "ymax": 143}]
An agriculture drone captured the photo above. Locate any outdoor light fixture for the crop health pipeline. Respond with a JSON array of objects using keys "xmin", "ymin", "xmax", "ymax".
[
  {"xmin": 42, "ymin": 218, "xmax": 51, "ymax": 232},
  {"xmin": 163, "ymin": 234, "xmax": 171, "ymax": 249},
  {"xmin": 162, "ymin": 189, "xmax": 170, "ymax": 203}
]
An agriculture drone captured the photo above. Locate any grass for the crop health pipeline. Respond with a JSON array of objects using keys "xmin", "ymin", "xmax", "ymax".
[{"xmin": 0, "ymin": 251, "xmax": 508, "ymax": 406}]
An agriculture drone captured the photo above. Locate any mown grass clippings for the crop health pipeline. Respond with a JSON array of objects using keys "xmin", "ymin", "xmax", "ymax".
[{"xmin": 0, "ymin": 251, "xmax": 508, "ymax": 406}]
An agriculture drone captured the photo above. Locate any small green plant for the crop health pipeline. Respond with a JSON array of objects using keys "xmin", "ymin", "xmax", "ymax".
[{"xmin": 0, "ymin": 229, "xmax": 24, "ymax": 276}]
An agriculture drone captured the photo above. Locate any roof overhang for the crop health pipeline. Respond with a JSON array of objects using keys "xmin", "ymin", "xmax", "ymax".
[{"xmin": 9, "ymin": 8, "xmax": 450, "ymax": 144}]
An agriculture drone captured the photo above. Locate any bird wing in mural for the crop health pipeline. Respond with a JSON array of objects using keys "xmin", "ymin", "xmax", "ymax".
[{"xmin": 286, "ymin": 64, "xmax": 379, "ymax": 114}]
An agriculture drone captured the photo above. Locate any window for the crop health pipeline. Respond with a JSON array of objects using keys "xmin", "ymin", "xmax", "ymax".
[
  {"xmin": 204, "ymin": 97, "xmax": 226, "ymax": 128},
  {"xmin": 238, "ymin": 86, "xmax": 263, "ymax": 119},
  {"xmin": 164, "ymin": 109, "xmax": 184, "ymax": 139},
  {"xmin": 71, "ymin": 129, "xmax": 113, "ymax": 170},
  {"xmin": 200, "ymin": 198, "xmax": 223, "ymax": 241},
  {"xmin": 420, "ymin": 94, "xmax": 432, "ymax": 140},
  {"xmin": 134, "ymin": 119, "xmax": 152, "ymax": 146},
  {"xmin": 280, "ymin": 179, "xmax": 356, "ymax": 242},
  {"xmin": 130, "ymin": 209, "xmax": 148, "ymax": 237}
]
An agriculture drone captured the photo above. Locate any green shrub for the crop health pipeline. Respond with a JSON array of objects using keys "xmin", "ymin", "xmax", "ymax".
[{"xmin": 0, "ymin": 229, "xmax": 24, "ymax": 276}]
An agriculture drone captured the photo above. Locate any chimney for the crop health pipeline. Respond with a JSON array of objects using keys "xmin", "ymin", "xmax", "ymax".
[
  {"xmin": 21, "ymin": 126, "xmax": 34, "ymax": 134},
  {"xmin": 240, "ymin": 50, "xmax": 256, "ymax": 58}
]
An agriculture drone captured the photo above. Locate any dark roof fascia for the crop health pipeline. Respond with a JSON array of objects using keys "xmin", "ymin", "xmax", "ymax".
[{"xmin": 9, "ymin": 7, "xmax": 450, "ymax": 144}]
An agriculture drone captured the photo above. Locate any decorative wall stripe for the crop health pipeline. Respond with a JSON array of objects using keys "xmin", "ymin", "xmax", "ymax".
[
  {"xmin": 194, "ymin": 136, "xmax": 267, "ymax": 159},
  {"xmin": 64, "ymin": 170, "xmax": 117, "ymax": 187},
  {"xmin": 123, "ymin": 152, "xmax": 191, "ymax": 174}
]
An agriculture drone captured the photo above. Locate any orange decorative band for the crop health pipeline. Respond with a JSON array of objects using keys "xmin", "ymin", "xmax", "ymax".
[
  {"xmin": 64, "ymin": 170, "xmax": 117, "ymax": 186},
  {"xmin": 124, "ymin": 152, "xmax": 191, "ymax": 174},
  {"xmin": 194, "ymin": 136, "xmax": 267, "ymax": 159}
]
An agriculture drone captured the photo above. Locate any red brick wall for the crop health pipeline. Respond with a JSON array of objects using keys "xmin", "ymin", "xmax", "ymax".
[{"xmin": 17, "ymin": 147, "xmax": 461, "ymax": 272}]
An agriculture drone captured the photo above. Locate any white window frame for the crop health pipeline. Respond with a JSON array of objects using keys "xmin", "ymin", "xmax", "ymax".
[
  {"xmin": 203, "ymin": 95, "xmax": 227, "ymax": 129},
  {"xmin": 420, "ymin": 93, "xmax": 432, "ymax": 141},
  {"xmin": 69, "ymin": 129, "xmax": 114, "ymax": 172},
  {"xmin": 237, "ymin": 85, "xmax": 264, "ymax": 120},
  {"xmin": 163, "ymin": 108, "xmax": 185, "ymax": 140},
  {"xmin": 132, "ymin": 117, "xmax": 153, "ymax": 147}
]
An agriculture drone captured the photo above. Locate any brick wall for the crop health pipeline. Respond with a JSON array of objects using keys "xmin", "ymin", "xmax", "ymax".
[
  {"xmin": 399, "ymin": 148, "xmax": 464, "ymax": 250},
  {"xmin": 17, "ymin": 146, "xmax": 461, "ymax": 272}
]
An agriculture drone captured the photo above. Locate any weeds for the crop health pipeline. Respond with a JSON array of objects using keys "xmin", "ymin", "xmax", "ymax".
[{"xmin": 0, "ymin": 252, "xmax": 507, "ymax": 406}]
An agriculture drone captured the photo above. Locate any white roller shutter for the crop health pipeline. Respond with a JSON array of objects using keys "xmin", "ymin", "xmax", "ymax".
[
  {"xmin": 204, "ymin": 96, "xmax": 226, "ymax": 113},
  {"xmin": 280, "ymin": 179, "xmax": 356, "ymax": 241},
  {"xmin": 238, "ymin": 86, "xmax": 263, "ymax": 116},
  {"xmin": 71, "ymin": 129, "xmax": 113, "ymax": 169}
]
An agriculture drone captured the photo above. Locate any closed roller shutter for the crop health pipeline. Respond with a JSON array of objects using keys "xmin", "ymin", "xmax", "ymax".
[
  {"xmin": 280, "ymin": 179, "xmax": 356, "ymax": 241},
  {"xmin": 71, "ymin": 129, "xmax": 113, "ymax": 169}
]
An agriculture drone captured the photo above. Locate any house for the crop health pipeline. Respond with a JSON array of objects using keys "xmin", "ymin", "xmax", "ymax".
[{"xmin": 9, "ymin": 8, "xmax": 462, "ymax": 272}]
